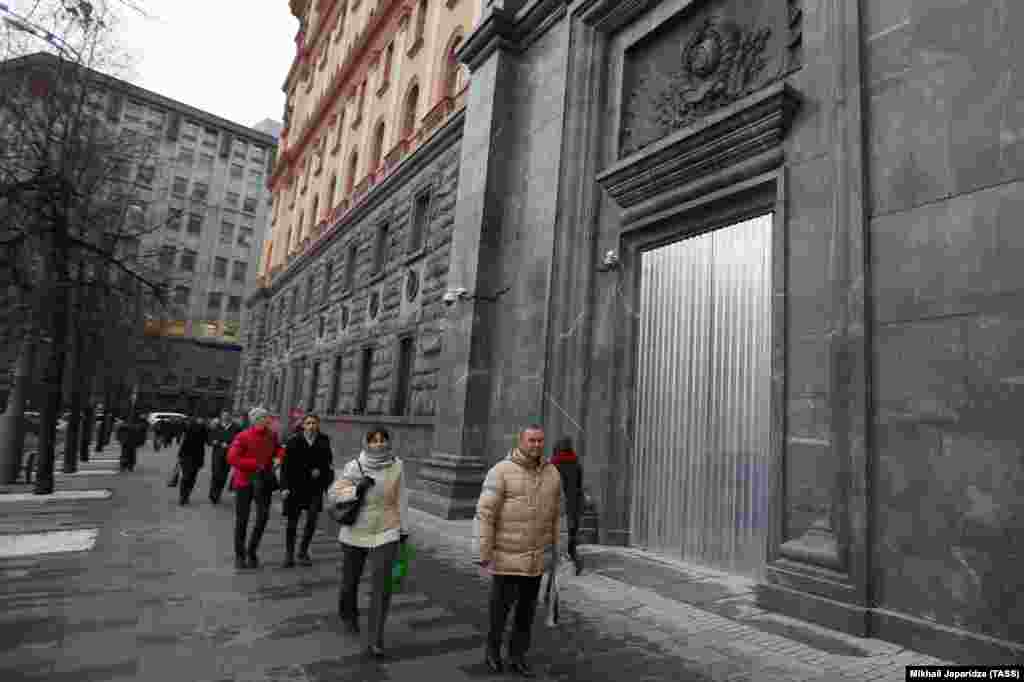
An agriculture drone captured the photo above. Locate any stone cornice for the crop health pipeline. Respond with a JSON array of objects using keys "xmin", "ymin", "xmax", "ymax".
[
  {"xmin": 596, "ymin": 82, "xmax": 800, "ymax": 214},
  {"xmin": 578, "ymin": 0, "xmax": 657, "ymax": 33},
  {"xmin": 457, "ymin": 0, "xmax": 568, "ymax": 70}
]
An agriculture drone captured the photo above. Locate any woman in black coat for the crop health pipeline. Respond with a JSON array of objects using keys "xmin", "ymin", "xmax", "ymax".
[
  {"xmin": 281, "ymin": 414, "xmax": 334, "ymax": 567},
  {"xmin": 177, "ymin": 418, "xmax": 208, "ymax": 506}
]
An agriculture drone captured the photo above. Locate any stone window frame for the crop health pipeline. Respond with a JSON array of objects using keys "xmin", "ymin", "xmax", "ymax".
[
  {"xmin": 390, "ymin": 331, "xmax": 417, "ymax": 417},
  {"xmin": 355, "ymin": 345, "xmax": 374, "ymax": 415},
  {"xmin": 329, "ymin": 353, "xmax": 344, "ymax": 415}
]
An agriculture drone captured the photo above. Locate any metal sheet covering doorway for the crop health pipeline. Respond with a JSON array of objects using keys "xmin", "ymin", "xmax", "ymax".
[{"xmin": 631, "ymin": 213, "xmax": 772, "ymax": 579}]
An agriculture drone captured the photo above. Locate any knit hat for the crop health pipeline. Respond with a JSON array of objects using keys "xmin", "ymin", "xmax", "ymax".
[{"xmin": 248, "ymin": 407, "xmax": 269, "ymax": 423}]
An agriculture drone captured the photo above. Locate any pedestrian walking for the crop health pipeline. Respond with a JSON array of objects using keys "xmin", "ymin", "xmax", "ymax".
[
  {"xmin": 327, "ymin": 427, "xmax": 409, "ymax": 659},
  {"xmin": 227, "ymin": 407, "xmax": 284, "ymax": 570},
  {"xmin": 280, "ymin": 414, "xmax": 334, "ymax": 568},
  {"xmin": 177, "ymin": 417, "xmax": 208, "ymax": 505},
  {"xmin": 476, "ymin": 424, "xmax": 562, "ymax": 677},
  {"xmin": 208, "ymin": 411, "xmax": 242, "ymax": 504},
  {"xmin": 550, "ymin": 436, "xmax": 584, "ymax": 576},
  {"xmin": 116, "ymin": 416, "xmax": 146, "ymax": 472}
]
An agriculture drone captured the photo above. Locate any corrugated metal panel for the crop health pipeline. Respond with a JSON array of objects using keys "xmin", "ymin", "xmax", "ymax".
[{"xmin": 631, "ymin": 214, "xmax": 772, "ymax": 578}]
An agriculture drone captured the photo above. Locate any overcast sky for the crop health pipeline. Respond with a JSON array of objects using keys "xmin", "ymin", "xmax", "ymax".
[{"xmin": 116, "ymin": 0, "xmax": 297, "ymax": 129}]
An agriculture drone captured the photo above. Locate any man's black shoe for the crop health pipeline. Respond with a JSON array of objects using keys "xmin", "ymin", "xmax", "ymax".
[
  {"xmin": 367, "ymin": 645, "xmax": 389, "ymax": 659},
  {"xmin": 246, "ymin": 554, "xmax": 260, "ymax": 569},
  {"xmin": 297, "ymin": 553, "xmax": 313, "ymax": 567},
  {"xmin": 234, "ymin": 556, "xmax": 246, "ymax": 570},
  {"xmin": 484, "ymin": 651, "xmax": 503, "ymax": 674},
  {"xmin": 282, "ymin": 557, "xmax": 296, "ymax": 568},
  {"xmin": 341, "ymin": 617, "xmax": 360, "ymax": 635},
  {"xmin": 507, "ymin": 659, "xmax": 536, "ymax": 677}
]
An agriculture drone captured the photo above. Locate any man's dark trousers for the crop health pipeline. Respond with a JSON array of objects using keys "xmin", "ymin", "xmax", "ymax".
[
  {"xmin": 234, "ymin": 483, "xmax": 272, "ymax": 559},
  {"xmin": 120, "ymin": 444, "xmax": 137, "ymax": 471},
  {"xmin": 208, "ymin": 447, "xmax": 229, "ymax": 503},
  {"xmin": 179, "ymin": 462, "xmax": 200, "ymax": 503},
  {"xmin": 487, "ymin": 574, "xmax": 543, "ymax": 661}
]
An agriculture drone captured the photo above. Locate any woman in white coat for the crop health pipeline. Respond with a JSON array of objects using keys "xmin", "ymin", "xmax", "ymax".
[{"xmin": 327, "ymin": 427, "xmax": 408, "ymax": 659}]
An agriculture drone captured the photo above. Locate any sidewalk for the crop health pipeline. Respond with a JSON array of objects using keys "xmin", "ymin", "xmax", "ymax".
[{"xmin": 407, "ymin": 509, "xmax": 954, "ymax": 682}]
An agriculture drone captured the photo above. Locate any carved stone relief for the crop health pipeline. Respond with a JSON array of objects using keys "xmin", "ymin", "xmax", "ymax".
[{"xmin": 619, "ymin": 0, "xmax": 799, "ymax": 158}]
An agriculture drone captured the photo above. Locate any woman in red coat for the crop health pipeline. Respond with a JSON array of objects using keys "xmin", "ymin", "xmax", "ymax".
[{"xmin": 227, "ymin": 407, "xmax": 284, "ymax": 569}]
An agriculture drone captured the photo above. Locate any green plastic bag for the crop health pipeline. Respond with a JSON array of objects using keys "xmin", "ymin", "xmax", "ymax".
[{"xmin": 388, "ymin": 542, "xmax": 416, "ymax": 592}]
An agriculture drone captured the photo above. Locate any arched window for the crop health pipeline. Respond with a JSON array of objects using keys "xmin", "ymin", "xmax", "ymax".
[
  {"xmin": 415, "ymin": 0, "xmax": 428, "ymax": 42},
  {"xmin": 446, "ymin": 35, "xmax": 466, "ymax": 99},
  {"xmin": 285, "ymin": 224, "xmax": 293, "ymax": 254},
  {"xmin": 310, "ymin": 194, "xmax": 320, "ymax": 232},
  {"xmin": 346, "ymin": 151, "xmax": 359, "ymax": 195},
  {"xmin": 403, "ymin": 83, "xmax": 419, "ymax": 139},
  {"xmin": 327, "ymin": 174, "xmax": 337, "ymax": 213},
  {"xmin": 294, "ymin": 213, "xmax": 303, "ymax": 249},
  {"xmin": 371, "ymin": 121, "xmax": 386, "ymax": 172}
]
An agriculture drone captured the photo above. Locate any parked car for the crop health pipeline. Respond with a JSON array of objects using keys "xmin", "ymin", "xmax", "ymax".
[{"xmin": 148, "ymin": 412, "xmax": 188, "ymax": 426}]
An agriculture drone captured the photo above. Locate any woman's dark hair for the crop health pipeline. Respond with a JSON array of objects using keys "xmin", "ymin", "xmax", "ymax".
[
  {"xmin": 554, "ymin": 436, "xmax": 573, "ymax": 453},
  {"xmin": 365, "ymin": 426, "xmax": 390, "ymax": 444},
  {"xmin": 303, "ymin": 414, "xmax": 320, "ymax": 423}
]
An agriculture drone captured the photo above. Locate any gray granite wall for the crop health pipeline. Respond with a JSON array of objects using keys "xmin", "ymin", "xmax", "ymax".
[{"xmin": 865, "ymin": 0, "xmax": 1024, "ymax": 648}]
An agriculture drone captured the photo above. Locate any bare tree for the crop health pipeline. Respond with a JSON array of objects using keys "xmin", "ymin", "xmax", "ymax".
[{"xmin": 0, "ymin": 0, "xmax": 190, "ymax": 489}]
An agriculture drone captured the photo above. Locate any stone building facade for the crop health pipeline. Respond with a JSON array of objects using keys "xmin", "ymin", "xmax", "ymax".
[{"xmin": 237, "ymin": 0, "xmax": 1024, "ymax": 662}]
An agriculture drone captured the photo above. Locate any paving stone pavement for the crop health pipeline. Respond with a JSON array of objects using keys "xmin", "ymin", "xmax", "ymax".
[{"xmin": 0, "ymin": 441, "xmax": 955, "ymax": 681}]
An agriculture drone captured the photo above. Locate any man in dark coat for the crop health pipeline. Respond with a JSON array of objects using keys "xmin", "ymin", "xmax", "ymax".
[
  {"xmin": 209, "ymin": 412, "xmax": 245, "ymax": 504},
  {"xmin": 280, "ymin": 414, "xmax": 334, "ymax": 567},
  {"xmin": 117, "ymin": 416, "xmax": 147, "ymax": 472},
  {"xmin": 177, "ymin": 417, "xmax": 209, "ymax": 505}
]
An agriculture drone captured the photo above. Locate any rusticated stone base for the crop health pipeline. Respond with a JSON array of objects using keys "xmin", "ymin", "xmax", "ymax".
[{"xmin": 409, "ymin": 450, "xmax": 488, "ymax": 520}]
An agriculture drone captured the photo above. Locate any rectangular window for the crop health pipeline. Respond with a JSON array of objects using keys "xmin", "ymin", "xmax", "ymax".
[
  {"xmin": 238, "ymin": 226, "xmax": 253, "ymax": 248},
  {"xmin": 227, "ymin": 295, "xmax": 241, "ymax": 313},
  {"xmin": 192, "ymin": 182, "xmax": 208, "ymax": 202},
  {"xmin": 374, "ymin": 222, "xmax": 389, "ymax": 272},
  {"xmin": 214, "ymin": 257, "xmax": 228, "ymax": 279},
  {"xmin": 166, "ymin": 208, "xmax": 183, "ymax": 230},
  {"xmin": 409, "ymin": 190, "xmax": 430, "ymax": 252},
  {"xmin": 356, "ymin": 347, "xmax": 373, "ymax": 414},
  {"xmin": 172, "ymin": 176, "xmax": 188, "ymax": 196},
  {"xmin": 344, "ymin": 241, "xmax": 358, "ymax": 289},
  {"xmin": 180, "ymin": 250, "xmax": 197, "ymax": 272},
  {"xmin": 159, "ymin": 246, "xmax": 176, "ymax": 269},
  {"xmin": 251, "ymin": 145, "xmax": 265, "ymax": 163},
  {"xmin": 322, "ymin": 260, "xmax": 333, "ymax": 304},
  {"xmin": 392, "ymin": 336, "xmax": 415, "ymax": 416},
  {"xmin": 232, "ymin": 261, "xmax": 248, "ymax": 283},
  {"xmin": 187, "ymin": 213, "xmax": 203, "ymax": 234},
  {"xmin": 200, "ymin": 153, "xmax": 214, "ymax": 168},
  {"xmin": 308, "ymin": 361, "xmax": 320, "ymax": 412},
  {"xmin": 220, "ymin": 222, "xmax": 234, "ymax": 244},
  {"xmin": 202, "ymin": 127, "xmax": 218, "ymax": 148},
  {"xmin": 231, "ymin": 163, "xmax": 244, "ymax": 179},
  {"xmin": 225, "ymin": 191, "xmax": 240, "ymax": 207},
  {"xmin": 234, "ymin": 141, "xmax": 248, "ymax": 159},
  {"xmin": 174, "ymin": 285, "xmax": 190, "ymax": 305},
  {"xmin": 243, "ymin": 196, "xmax": 258, "ymax": 213},
  {"xmin": 181, "ymin": 121, "xmax": 198, "ymax": 141},
  {"xmin": 330, "ymin": 355, "xmax": 343, "ymax": 414},
  {"xmin": 207, "ymin": 292, "xmax": 223, "ymax": 313}
]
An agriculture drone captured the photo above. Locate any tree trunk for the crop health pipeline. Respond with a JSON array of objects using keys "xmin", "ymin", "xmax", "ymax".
[
  {"xmin": 0, "ymin": 335, "xmax": 36, "ymax": 484},
  {"xmin": 62, "ymin": 334, "xmax": 85, "ymax": 474},
  {"xmin": 79, "ymin": 402, "xmax": 93, "ymax": 463},
  {"xmin": 33, "ymin": 220, "xmax": 71, "ymax": 495}
]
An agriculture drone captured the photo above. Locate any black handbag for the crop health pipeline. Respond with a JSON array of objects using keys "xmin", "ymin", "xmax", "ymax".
[
  {"xmin": 330, "ymin": 460, "xmax": 372, "ymax": 525},
  {"xmin": 252, "ymin": 466, "xmax": 279, "ymax": 497}
]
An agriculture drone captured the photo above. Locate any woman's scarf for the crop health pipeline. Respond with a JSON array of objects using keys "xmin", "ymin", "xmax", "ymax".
[{"xmin": 360, "ymin": 443, "xmax": 395, "ymax": 470}]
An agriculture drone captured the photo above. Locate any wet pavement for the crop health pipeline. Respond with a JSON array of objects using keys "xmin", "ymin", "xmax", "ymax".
[
  {"xmin": 0, "ymin": 442, "xmax": 952, "ymax": 681},
  {"xmin": 0, "ymin": 444, "xmax": 691, "ymax": 681}
]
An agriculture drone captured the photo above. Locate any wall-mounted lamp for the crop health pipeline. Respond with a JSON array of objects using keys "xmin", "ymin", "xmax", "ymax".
[
  {"xmin": 597, "ymin": 249, "xmax": 620, "ymax": 272},
  {"xmin": 442, "ymin": 285, "xmax": 511, "ymax": 306}
]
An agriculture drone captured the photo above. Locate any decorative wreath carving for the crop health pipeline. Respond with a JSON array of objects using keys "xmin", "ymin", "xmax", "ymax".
[
  {"xmin": 621, "ymin": 16, "xmax": 773, "ymax": 156},
  {"xmin": 368, "ymin": 291, "xmax": 380, "ymax": 320},
  {"xmin": 406, "ymin": 269, "xmax": 420, "ymax": 302}
]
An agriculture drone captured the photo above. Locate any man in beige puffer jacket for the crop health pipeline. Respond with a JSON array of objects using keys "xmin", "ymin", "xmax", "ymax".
[{"xmin": 476, "ymin": 424, "xmax": 562, "ymax": 677}]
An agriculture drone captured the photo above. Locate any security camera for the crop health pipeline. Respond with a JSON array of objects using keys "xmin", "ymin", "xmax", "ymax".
[
  {"xmin": 602, "ymin": 250, "xmax": 620, "ymax": 268},
  {"xmin": 443, "ymin": 288, "xmax": 468, "ymax": 306}
]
